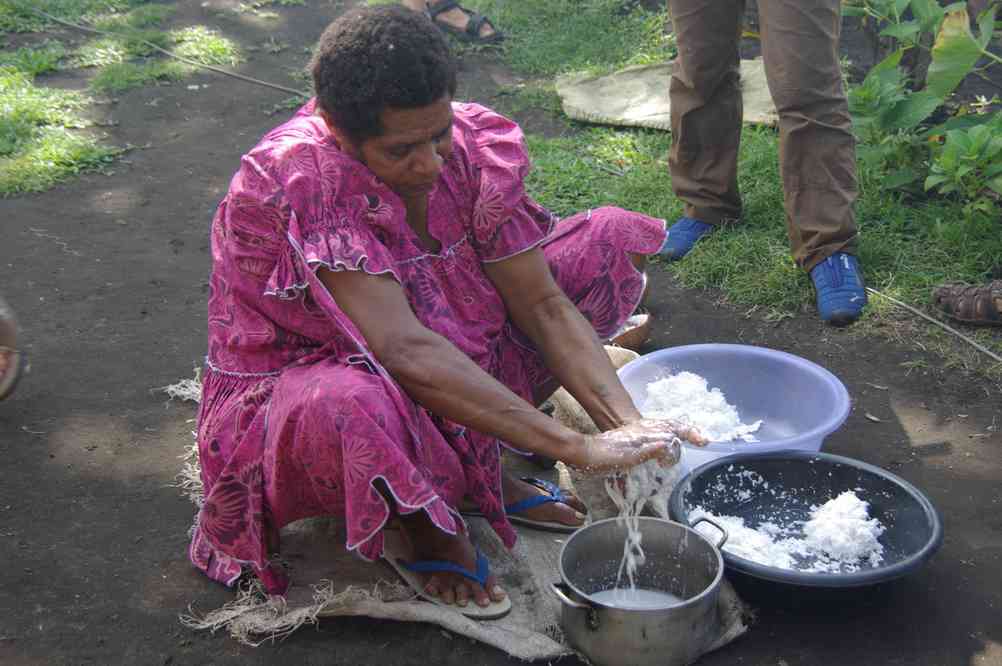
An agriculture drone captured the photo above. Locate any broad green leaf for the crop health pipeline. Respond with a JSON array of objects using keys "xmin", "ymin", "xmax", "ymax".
[
  {"xmin": 925, "ymin": 9, "xmax": 983, "ymax": 99},
  {"xmin": 885, "ymin": 167, "xmax": 921, "ymax": 188},
  {"xmin": 910, "ymin": 0, "xmax": 944, "ymax": 32},
  {"xmin": 870, "ymin": 48, "xmax": 905, "ymax": 77},
  {"xmin": 985, "ymin": 163, "xmax": 1002, "ymax": 178},
  {"xmin": 988, "ymin": 177, "xmax": 1002, "ymax": 196},
  {"xmin": 885, "ymin": 91, "xmax": 943, "ymax": 130},
  {"xmin": 922, "ymin": 112, "xmax": 996, "ymax": 137},
  {"xmin": 894, "ymin": 0, "xmax": 911, "ymax": 18},
  {"xmin": 924, "ymin": 174, "xmax": 948, "ymax": 189},
  {"xmin": 880, "ymin": 22, "xmax": 921, "ymax": 40},
  {"xmin": 977, "ymin": 6, "xmax": 997, "ymax": 49}
]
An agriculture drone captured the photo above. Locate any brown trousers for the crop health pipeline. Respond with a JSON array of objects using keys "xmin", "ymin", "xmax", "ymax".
[{"xmin": 667, "ymin": 0, "xmax": 858, "ymax": 270}]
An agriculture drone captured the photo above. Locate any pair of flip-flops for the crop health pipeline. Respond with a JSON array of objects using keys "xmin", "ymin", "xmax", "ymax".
[
  {"xmin": 381, "ymin": 478, "xmax": 580, "ymax": 620},
  {"xmin": 427, "ymin": 0, "xmax": 504, "ymax": 44}
]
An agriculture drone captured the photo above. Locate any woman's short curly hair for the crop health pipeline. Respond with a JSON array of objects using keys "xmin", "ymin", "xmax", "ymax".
[{"xmin": 310, "ymin": 6, "xmax": 458, "ymax": 143}]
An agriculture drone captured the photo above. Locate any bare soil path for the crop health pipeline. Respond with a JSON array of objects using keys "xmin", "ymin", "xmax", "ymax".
[{"xmin": 1, "ymin": 2, "xmax": 1000, "ymax": 664}]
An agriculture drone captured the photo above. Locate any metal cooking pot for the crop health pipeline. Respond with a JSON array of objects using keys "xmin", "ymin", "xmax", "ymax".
[{"xmin": 551, "ymin": 516, "xmax": 727, "ymax": 666}]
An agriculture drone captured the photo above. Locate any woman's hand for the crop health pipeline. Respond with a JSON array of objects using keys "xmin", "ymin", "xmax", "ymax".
[{"xmin": 565, "ymin": 419, "xmax": 708, "ymax": 475}]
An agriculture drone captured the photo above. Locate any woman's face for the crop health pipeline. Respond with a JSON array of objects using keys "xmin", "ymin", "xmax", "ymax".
[{"xmin": 330, "ymin": 95, "xmax": 454, "ymax": 202}]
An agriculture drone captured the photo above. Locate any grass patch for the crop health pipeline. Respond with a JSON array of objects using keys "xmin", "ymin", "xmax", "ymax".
[
  {"xmin": 80, "ymin": 24, "xmax": 242, "ymax": 93},
  {"xmin": 0, "ymin": 66, "xmax": 116, "ymax": 196},
  {"xmin": 0, "ymin": 0, "xmax": 152, "ymax": 33},
  {"xmin": 89, "ymin": 59, "xmax": 184, "ymax": 92},
  {"xmin": 170, "ymin": 26, "xmax": 242, "ymax": 67},
  {"xmin": 457, "ymin": 0, "xmax": 674, "ymax": 76},
  {"xmin": 0, "ymin": 40, "xmax": 66, "ymax": 75}
]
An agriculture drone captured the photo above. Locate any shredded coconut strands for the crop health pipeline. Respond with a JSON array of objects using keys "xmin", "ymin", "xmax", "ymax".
[
  {"xmin": 641, "ymin": 372, "xmax": 761, "ymax": 442},
  {"xmin": 693, "ymin": 491, "xmax": 885, "ymax": 573},
  {"xmin": 605, "ymin": 457, "xmax": 682, "ymax": 590}
]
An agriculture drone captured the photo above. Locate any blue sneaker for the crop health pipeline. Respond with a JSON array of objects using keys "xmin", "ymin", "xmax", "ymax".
[
  {"xmin": 810, "ymin": 252, "xmax": 868, "ymax": 326},
  {"xmin": 659, "ymin": 217, "xmax": 715, "ymax": 260}
]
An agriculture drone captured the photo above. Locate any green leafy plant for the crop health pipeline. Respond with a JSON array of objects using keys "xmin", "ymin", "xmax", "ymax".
[
  {"xmin": 924, "ymin": 114, "xmax": 1002, "ymax": 217},
  {"xmin": 847, "ymin": 4, "xmax": 1000, "ymax": 195}
]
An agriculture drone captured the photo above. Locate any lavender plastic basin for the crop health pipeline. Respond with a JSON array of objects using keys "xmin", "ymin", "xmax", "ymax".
[{"xmin": 617, "ymin": 344, "xmax": 851, "ymax": 472}]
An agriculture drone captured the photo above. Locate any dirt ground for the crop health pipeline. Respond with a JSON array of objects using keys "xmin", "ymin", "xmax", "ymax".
[{"xmin": 1, "ymin": 1, "xmax": 1001, "ymax": 664}]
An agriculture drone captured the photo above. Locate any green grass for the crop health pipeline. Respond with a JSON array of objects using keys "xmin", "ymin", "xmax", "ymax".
[
  {"xmin": 0, "ymin": 0, "xmax": 152, "ymax": 33},
  {"xmin": 89, "ymin": 59, "xmax": 185, "ymax": 92},
  {"xmin": 80, "ymin": 24, "xmax": 242, "ymax": 93},
  {"xmin": 0, "ymin": 66, "xmax": 116, "ymax": 196},
  {"xmin": 0, "ymin": 40, "xmax": 66, "ymax": 75},
  {"xmin": 170, "ymin": 25, "xmax": 242, "ymax": 67},
  {"xmin": 459, "ymin": 0, "xmax": 674, "ymax": 76}
]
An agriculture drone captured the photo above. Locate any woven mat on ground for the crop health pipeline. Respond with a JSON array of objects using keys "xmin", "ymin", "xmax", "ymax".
[
  {"xmin": 178, "ymin": 349, "xmax": 751, "ymax": 661},
  {"xmin": 555, "ymin": 59, "xmax": 778, "ymax": 131}
]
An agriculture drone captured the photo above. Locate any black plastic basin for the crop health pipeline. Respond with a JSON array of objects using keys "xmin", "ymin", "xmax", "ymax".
[{"xmin": 668, "ymin": 451, "xmax": 944, "ymax": 588}]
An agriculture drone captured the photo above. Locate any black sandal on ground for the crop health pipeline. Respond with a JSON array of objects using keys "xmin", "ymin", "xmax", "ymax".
[{"xmin": 426, "ymin": 0, "xmax": 504, "ymax": 44}]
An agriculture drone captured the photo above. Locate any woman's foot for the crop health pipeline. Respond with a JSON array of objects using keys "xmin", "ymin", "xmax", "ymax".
[
  {"xmin": 502, "ymin": 473, "xmax": 586, "ymax": 529},
  {"xmin": 609, "ymin": 311, "xmax": 652, "ymax": 352},
  {"xmin": 397, "ymin": 511, "xmax": 506, "ymax": 608}
]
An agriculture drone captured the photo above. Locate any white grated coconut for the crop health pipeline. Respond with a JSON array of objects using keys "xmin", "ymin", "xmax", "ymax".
[
  {"xmin": 692, "ymin": 490, "xmax": 886, "ymax": 573},
  {"xmin": 640, "ymin": 372, "xmax": 762, "ymax": 442}
]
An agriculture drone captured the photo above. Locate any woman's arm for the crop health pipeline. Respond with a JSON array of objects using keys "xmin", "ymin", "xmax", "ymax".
[
  {"xmin": 318, "ymin": 267, "xmax": 586, "ymax": 462},
  {"xmin": 483, "ymin": 247, "xmax": 641, "ymax": 432}
]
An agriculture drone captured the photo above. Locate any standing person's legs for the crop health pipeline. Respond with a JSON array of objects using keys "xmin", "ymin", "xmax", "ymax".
[
  {"xmin": 662, "ymin": 0, "xmax": 744, "ymax": 259},
  {"xmin": 758, "ymin": 0, "xmax": 866, "ymax": 325},
  {"xmin": 757, "ymin": 0, "xmax": 858, "ymax": 269}
]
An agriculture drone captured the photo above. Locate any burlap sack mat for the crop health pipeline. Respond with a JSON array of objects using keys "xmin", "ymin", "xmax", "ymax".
[{"xmin": 555, "ymin": 59, "xmax": 778, "ymax": 131}]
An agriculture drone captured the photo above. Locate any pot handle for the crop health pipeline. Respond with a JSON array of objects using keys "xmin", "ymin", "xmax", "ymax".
[
  {"xmin": 550, "ymin": 582, "xmax": 590, "ymax": 610},
  {"xmin": 691, "ymin": 516, "xmax": 729, "ymax": 550}
]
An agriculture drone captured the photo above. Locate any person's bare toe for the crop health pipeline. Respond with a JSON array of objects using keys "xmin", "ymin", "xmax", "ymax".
[{"xmin": 455, "ymin": 582, "xmax": 470, "ymax": 607}]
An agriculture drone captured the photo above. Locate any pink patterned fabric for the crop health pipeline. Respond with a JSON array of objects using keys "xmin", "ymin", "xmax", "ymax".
[{"xmin": 191, "ymin": 100, "xmax": 667, "ymax": 594}]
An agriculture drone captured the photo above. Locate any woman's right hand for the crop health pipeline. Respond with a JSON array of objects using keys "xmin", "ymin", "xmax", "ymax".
[{"xmin": 567, "ymin": 419, "xmax": 707, "ymax": 475}]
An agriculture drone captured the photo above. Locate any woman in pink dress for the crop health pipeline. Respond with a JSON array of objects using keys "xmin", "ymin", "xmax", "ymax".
[{"xmin": 192, "ymin": 5, "xmax": 703, "ymax": 619}]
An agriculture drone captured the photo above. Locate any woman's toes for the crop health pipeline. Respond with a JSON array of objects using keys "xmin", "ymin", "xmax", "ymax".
[
  {"xmin": 489, "ymin": 584, "xmax": 506, "ymax": 603},
  {"xmin": 549, "ymin": 501, "xmax": 585, "ymax": 527},
  {"xmin": 455, "ymin": 581, "xmax": 470, "ymax": 607},
  {"xmin": 439, "ymin": 580, "xmax": 456, "ymax": 605},
  {"xmin": 567, "ymin": 494, "xmax": 588, "ymax": 514}
]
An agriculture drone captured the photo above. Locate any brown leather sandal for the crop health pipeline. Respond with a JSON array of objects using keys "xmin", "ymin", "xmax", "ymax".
[
  {"xmin": 0, "ymin": 296, "xmax": 24, "ymax": 401},
  {"xmin": 932, "ymin": 280, "xmax": 1002, "ymax": 326}
]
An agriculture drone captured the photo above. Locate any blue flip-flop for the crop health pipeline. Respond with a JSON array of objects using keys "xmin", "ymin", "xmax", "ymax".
[
  {"xmin": 465, "ymin": 477, "xmax": 585, "ymax": 534},
  {"xmin": 382, "ymin": 529, "xmax": 512, "ymax": 620}
]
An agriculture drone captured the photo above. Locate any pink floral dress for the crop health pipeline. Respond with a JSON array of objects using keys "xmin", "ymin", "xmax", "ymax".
[{"xmin": 191, "ymin": 100, "xmax": 667, "ymax": 594}]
